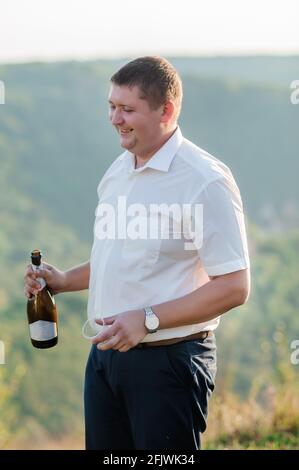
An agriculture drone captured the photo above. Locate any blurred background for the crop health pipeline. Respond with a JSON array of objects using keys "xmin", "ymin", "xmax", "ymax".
[{"xmin": 0, "ymin": 0, "xmax": 298, "ymax": 450}]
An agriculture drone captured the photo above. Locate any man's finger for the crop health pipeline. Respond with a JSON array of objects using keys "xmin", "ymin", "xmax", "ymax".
[
  {"xmin": 42, "ymin": 262, "xmax": 52, "ymax": 269},
  {"xmin": 24, "ymin": 288, "xmax": 31, "ymax": 299},
  {"xmin": 96, "ymin": 334, "xmax": 121, "ymax": 351},
  {"xmin": 25, "ymin": 266, "xmax": 35, "ymax": 279},
  {"xmin": 118, "ymin": 345, "xmax": 131, "ymax": 353},
  {"xmin": 92, "ymin": 323, "xmax": 117, "ymax": 344},
  {"xmin": 36, "ymin": 268, "xmax": 51, "ymax": 278},
  {"xmin": 95, "ymin": 316, "xmax": 115, "ymax": 325}
]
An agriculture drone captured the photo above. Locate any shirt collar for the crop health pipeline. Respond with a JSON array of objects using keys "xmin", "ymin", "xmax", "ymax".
[{"xmin": 123, "ymin": 126, "xmax": 183, "ymax": 174}]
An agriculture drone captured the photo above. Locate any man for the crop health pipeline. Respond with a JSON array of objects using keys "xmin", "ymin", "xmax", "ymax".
[{"xmin": 24, "ymin": 56, "xmax": 250, "ymax": 450}]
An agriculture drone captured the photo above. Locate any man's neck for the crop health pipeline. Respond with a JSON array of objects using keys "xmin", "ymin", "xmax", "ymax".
[{"xmin": 134, "ymin": 127, "xmax": 177, "ymax": 169}]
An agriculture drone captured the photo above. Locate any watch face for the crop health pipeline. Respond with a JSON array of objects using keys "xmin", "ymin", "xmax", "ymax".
[{"xmin": 146, "ymin": 315, "xmax": 159, "ymax": 330}]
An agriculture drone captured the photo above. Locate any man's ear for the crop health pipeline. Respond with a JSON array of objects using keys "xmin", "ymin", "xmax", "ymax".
[{"xmin": 160, "ymin": 101, "xmax": 175, "ymax": 124}]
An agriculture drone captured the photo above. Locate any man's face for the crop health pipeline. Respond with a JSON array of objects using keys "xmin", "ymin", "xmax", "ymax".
[{"xmin": 108, "ymin": 84, "xmax": 164, "ymax": 158}]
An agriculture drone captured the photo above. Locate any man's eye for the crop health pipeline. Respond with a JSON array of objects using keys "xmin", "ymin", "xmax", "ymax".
[{"xmin": 124, "ymin": 109, "xmax": 133, "ymax": 113}]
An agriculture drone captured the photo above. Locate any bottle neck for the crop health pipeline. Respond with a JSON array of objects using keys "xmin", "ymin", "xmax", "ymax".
[{"xmin": 32, "ymin": 263, "xmax": 46, "ymax": 289}]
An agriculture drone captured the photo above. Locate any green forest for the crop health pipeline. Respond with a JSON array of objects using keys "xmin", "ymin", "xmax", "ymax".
[{"xmin": 0, "ymin": 56, "xmax": 298, "ymax": 449}]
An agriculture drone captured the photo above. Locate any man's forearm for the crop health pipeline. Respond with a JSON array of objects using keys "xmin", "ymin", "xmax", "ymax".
[
  {"xmin": 62, "ymin": 261, "xmax": 90, "ymax": 293},
  {"xmin": 152, "ymin": 269, "xmax": 250, "ymax": 329}
]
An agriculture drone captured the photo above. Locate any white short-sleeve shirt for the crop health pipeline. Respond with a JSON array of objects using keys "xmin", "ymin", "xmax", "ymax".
[{"xmin": 88, "ymin": 127, "xmax": 250, "ymax": 342}]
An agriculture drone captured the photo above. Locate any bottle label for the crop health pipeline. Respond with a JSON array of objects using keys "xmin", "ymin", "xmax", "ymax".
[
  {"xmin": 29, "ymin": 321, "xmax": 57, "ymax": 341},
  {"xmin": 32, "ymin": 263, "xmax": 46, "ymax": 289}
]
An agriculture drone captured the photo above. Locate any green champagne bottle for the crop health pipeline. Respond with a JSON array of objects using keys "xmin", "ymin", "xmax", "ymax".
[{"xmin": 27, "ymin": 250, "xmax": 58, "ymax": 349}]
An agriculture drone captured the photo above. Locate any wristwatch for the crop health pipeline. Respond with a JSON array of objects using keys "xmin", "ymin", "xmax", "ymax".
[{"xmin": 144, "ymin": 306, "xmax": 160, "ymax": 334}]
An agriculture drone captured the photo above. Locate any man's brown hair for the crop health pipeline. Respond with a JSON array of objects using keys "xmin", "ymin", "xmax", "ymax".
[{"xmin": 110, "ymin": 56, "xmax": 183, "ymax": 120}]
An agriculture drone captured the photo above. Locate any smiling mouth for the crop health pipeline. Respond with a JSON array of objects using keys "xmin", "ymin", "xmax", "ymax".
[{"xmin": 119, "ymin": 128, "xmax": 133, "ymax": 135}]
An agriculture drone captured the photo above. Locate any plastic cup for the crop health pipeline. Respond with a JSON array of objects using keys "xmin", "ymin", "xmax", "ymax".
[{"xmin": 81, "ymin": 317, "xmax": 111, "ymax": 341}]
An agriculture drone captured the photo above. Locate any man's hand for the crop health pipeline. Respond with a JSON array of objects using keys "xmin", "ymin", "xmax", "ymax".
[
  {"xmin": 92, "ymin": 309, "xmax": 148, "ymax": 352},
  {"xmin": 24, "ymin": 262, "xmax": 67, "ymax": 298}
]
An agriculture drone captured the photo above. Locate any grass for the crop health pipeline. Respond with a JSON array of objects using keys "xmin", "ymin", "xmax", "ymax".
[
  {"xmin": 202, "ymin": 379, "xmax": 299, "ymax": 450},
  {"xmin": 204, "ymin": 431, "xmax": 299, "ymax": 450}
]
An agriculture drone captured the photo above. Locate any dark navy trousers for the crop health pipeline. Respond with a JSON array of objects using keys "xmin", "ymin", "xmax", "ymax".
[{"xmin": 84, "ymin": 335, "xmax": 216, "ymax": 450}]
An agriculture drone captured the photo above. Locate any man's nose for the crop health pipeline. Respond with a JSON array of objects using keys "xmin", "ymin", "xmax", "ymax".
[{"xmin": 111, "ymin": 110, "xmax": 124, "ymax": 126}]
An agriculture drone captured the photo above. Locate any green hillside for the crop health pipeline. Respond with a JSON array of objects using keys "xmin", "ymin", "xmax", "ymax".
[
  {"xmin": 171, "ymin": 56, "xmax": 299, "ymax": 86},
  {"xmin": 0, "ymin": 57, "xmax": 298, "ymax": 243}
]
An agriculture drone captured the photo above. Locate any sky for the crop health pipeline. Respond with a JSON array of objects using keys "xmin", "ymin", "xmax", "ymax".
[{"xmin": 0, "ymin": 0, "xmax": 299, "ymax": 63}]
